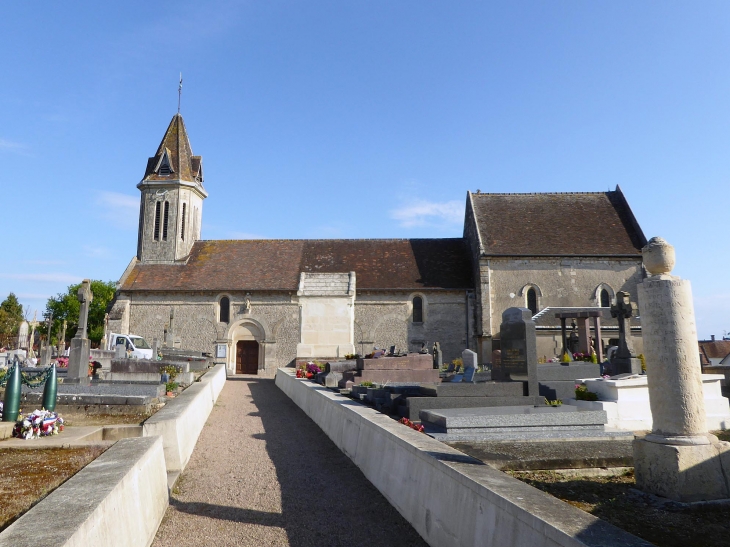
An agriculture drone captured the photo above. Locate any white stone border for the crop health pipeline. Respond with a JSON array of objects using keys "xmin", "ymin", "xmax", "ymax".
[
  {"xmin": 276, "ymin": 368, "xmax": 651, "ymax": 547},
  {"xmin": 0, "ymin": 436, "xmax": 168, "ymax": 547},
  {"xmin": 0, "ymin": 364, "xmax": 227, "ymax": 547}
]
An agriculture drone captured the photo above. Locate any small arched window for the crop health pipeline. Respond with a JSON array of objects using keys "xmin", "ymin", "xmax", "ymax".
[
  {"xmin": 600, "ymin": 289, "xmax": 610, "ymax": 308},
  {"xmin": 219, "ymin": 297, "xmax": 230, "ymax": 323},
  {"xmin": 526, "ymin": 288, "xmax": 538, "ymax": 316},
  {"xmin": 412, "ymin": 296, "xmax": 423, "ymax": 323}
]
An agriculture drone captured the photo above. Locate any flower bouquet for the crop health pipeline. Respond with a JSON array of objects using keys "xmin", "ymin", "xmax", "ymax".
[{"xmin": 12, "ymin": 409, "xmax": 64, "ymax": 440}]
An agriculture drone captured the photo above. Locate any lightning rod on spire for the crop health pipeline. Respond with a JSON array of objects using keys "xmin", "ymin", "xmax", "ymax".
[{"xmin": 178, "ymin": 73, "xmax": 183, "ymax": 114}]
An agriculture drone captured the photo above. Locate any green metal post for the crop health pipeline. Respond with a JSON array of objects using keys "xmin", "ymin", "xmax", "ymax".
[
  {"xmin": 42, "ymin": 364, "xmax": 58, "ymax": 412},
  {"xmin": 2, "ymin": 365, "xmax": 21, "ymax": 422}
]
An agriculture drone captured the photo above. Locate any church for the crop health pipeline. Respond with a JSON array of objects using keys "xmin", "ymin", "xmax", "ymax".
[{"xmin": 108, "ymin": 113, "xmax": 647, "ymax": 375}]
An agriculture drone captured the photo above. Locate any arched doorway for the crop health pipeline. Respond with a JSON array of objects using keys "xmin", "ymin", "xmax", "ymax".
[
  {"xmin": 236, "ymin": 341, "xmax": 259, "ymax": 374},
  {"xmin": 227, "ymin": 319, "xmax": 266, "ymax": 375}
]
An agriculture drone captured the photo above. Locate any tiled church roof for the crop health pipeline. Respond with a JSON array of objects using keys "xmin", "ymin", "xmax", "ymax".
[
  {"xmin": 121, "ymin": 238, "xmax": 474, "ymax": 292},
  {"xmin": 141, "ymin": 114, "xmax": 204, "ymax": 185},
  {"xmin": 468, "ymin": 186, "xmax": 646, "ymax": 256}
]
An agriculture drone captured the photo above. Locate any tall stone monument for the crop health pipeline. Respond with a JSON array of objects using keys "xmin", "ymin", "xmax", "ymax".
[
  {"xmin": 492, "ymin": 307, "xmax": 538, "ymax": 397},
  {"xmin": 634, "ymin": 237, "xmax": 730, "ymax": 502},
  {"xmin": 58, "ymin": 320, "xmax": 67, "ymax": 355},
  {"xmin": 609, "ymin": 291, "xmax": 642, "ymax": 374},
  {"xmin": 17, "ymin": 321, "xmax": 29, "ymax": 351},
  {"xmin": 67, "ymin": 280, "xmax": 92, "ymax": 385}
]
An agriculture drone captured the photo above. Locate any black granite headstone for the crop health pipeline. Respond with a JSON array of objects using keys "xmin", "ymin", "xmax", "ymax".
[{"xmin": 493, "ymin": 307, "xmax": 538, "ymax": 397}]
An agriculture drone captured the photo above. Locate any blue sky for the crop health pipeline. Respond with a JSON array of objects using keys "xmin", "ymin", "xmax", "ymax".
[{"xmin": 1, "ymin": 1, "xmax": 728, "ymax": 338}]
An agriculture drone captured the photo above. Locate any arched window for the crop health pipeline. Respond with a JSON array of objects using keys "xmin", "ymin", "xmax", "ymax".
[
  {"xmin": 600, "ymin": 289, "xmax": 610, "ymax": 308},
  {"xmin": 412, "ymin": 296, "xmax": 423, "ymax": 323},
  {"xmin": 526, "ymin": 288, "xmax": 538, "ymax": 316},
  {"xmin": 219, "ymin": 297, "xmax": 230, "ymax": 323}
]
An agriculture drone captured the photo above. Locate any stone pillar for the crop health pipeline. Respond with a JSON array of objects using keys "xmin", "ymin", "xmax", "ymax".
[
  {"xmin": 633, "ymin": 237, "xmax": 730, "ymax": 502},
  {"xmin": 67, "ymin": 280, "xmax": 92, "ymax": 385}
]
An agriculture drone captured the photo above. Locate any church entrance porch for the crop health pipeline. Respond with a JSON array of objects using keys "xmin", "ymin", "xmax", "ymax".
[{"xmin": 236, "ymin": 340, "xmax": 259, "ymax": 374}]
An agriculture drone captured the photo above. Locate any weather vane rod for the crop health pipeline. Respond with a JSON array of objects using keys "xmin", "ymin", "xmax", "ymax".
[{"xmin": 178, "ymin": 73, "xmax": 183, "ymax": 114}]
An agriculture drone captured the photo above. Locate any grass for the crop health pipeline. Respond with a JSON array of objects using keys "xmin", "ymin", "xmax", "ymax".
[
  {"xmin": 0, "ymin": 446, "xmax": 107, "ymax": 532},
  {"xmin": 508, "ymin": 469, "xmax": 730, "ymax": 547}
]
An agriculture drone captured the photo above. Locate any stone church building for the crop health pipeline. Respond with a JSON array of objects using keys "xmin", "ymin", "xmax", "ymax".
[{"xmin": 108, "ymin": 114, "xmax": 647, "ymax": 375}]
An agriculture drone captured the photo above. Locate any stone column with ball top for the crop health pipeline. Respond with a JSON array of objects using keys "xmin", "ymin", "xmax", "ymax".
[{"xmin": 633, "ymin": 237, "xmax": 730, "ymax": 502}]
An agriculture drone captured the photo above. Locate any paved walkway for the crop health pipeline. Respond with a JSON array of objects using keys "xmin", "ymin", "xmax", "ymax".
[{"xmin": 152, "ymin": 376, "xmax": 427, "ymax": 547}]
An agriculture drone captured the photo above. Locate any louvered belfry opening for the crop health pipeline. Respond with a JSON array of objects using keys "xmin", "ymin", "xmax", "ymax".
[
  {"xmin": 153, "ymin": 201, "xmax": 161, "ymax": 241},
  {"xmin": 162, "ymin": 201, "xmax": 169, "ymax": 240},
  {"xmin": 181, "ymin": 203, "xmax": 187, "ymax": 241}
]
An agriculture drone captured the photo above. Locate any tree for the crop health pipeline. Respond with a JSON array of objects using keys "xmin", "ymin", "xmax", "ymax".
[
  {"xmin": 44, "ymin": 281, "xmax": 116, "ymax": 345},
  {"xmin": 0, "ymin": 293, "xmax": 24, "ymax": 344}
]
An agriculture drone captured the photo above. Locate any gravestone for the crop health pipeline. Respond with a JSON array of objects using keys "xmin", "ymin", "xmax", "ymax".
[
  {"xmin": 115, "ymin": 343, "xmax": 126, "ymax": 359},
  {"xmin": 610, "ymin": 292, "xmax": 642, "ymax": 374},
  {"xmin": 493, "ymin": 308, "xmax": 538, "ymax": 397},
  {"xmin": 164, "ymin": 308, "xmax": 175, "ymax": 347},
  {"xmin": 432, "ymin": 342, "xmax": 442, "ymax": 369},
  {"xmin": 152, "ymin": 338, "xmax": 160, "ymax": 360},
  {"xmin": 67, "ymin": 279, "xmax": 92, "ymax": 385}
]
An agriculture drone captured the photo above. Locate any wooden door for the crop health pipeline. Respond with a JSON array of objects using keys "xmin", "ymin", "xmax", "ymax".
[{"xmin": 236, "ymin": 341, "xmax": 259, "ymax": 374}]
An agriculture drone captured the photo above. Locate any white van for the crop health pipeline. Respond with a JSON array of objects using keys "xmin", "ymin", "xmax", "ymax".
[{"xmin": 108, "ymin": 333, "xmax": 154, "ymax": 360}]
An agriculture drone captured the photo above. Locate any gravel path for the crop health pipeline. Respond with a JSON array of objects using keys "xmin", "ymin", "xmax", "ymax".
[{"xmin": 152, "ymin": 376, "xmax": 427, "ymax": 547}]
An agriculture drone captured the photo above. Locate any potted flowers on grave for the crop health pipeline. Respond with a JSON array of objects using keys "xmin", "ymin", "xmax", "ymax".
[
  {"xmin": 305, "ymin": 361, "xmax": 323, "ymax": 380},
  {"xmin": 165, "ymin": 381, "xmax": 178, "ymax": 397}
]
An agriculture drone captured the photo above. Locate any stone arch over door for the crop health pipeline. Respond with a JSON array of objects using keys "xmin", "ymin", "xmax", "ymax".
[{"xmin": 226, "ymin": 318, "xmax": 267, "ymax": 374}]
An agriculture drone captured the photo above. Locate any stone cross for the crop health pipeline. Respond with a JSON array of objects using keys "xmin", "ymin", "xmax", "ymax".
[
  {"xmin": 75, "ymin": 279, "xmax": 93, "ymax": 340},
  {"xmin": 610, "ymin": 291, "xmax": 637, "ymax": 360}
]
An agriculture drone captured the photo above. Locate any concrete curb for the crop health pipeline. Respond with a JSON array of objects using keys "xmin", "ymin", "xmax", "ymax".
[
  {"xmin": 276, "ymin": 369, "xmax": 651, "ymax": 547},
  {"xmin": 0, "ymin": 436, "xmax": 168, "ymax": 547},
  {"xmin": 143, "ymin": 364, "xmax": 227, "ymax": 476}
]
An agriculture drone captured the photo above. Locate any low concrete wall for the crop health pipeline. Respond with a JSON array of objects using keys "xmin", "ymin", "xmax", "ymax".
[
  {"xmin": 276, "ymin": 369, "xmax": 650, "ymax": 547},
  {"xmin": 0, "ymin": 436, "xmax": 168, "ymax": 547},
  {"xmin": 143, "ymin": 364, "xmax": 226, "ymax": 474}
]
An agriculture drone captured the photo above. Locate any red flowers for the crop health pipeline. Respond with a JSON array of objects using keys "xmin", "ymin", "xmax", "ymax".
[{"xmin": 399, "ymin": 417, "xmax": 425, "ymax": 433}]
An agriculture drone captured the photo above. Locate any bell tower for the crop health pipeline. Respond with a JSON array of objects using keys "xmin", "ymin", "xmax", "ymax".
[{"xmin": 137, "ymin": 114, "xmax": 207, "ymax": 264}]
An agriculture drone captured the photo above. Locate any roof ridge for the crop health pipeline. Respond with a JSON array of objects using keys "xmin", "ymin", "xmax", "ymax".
[
  {"xmin": 471, "ymin": 191, "xmax": 613, "ymax": 196},
  {"xmin": 196, "ymin": 237, "xmax": 466, "ymax": 243}
]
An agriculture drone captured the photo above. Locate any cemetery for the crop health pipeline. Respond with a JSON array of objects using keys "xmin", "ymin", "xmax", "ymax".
[{"xmin": 1, "ymin": 236, "xmax": 729, "ymax": 546}]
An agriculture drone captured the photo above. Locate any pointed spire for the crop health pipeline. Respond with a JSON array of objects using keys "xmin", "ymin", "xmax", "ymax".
[{"xmin": 141, "ymin": 114, "xmax": 203, "ymax": 185}]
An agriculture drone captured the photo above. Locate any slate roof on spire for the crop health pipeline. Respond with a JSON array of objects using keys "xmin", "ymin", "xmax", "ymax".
[{"xmin": 142, "ymin": 113, "xmax": 204, "ymax": 185}]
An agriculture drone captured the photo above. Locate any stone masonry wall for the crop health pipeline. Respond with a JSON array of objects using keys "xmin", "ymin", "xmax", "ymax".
[
  {"xmin": 487, "ymin": 257, "xmax": 643, "ymax": 337},
  {"xmin": 355, "ymin": 290, "xmax": 472, "ymax": 364}
]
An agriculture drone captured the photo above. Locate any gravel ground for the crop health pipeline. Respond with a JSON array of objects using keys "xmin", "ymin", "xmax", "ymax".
[{"xmin": 152, "ymin": 376, "xmax": 427, "ymax": 547}]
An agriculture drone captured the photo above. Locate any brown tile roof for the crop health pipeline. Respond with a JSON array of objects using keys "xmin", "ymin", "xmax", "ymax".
[
  {"xmin": 468, "ymin": 186, "xmax": 646, "ymax": 256},
  {"xmin": 699, "ymin": 340, "xmax": 730, "ymax": 363},
  {"xmin": 141, "ymin": 114, "xmax": 204, "ymax": 185},
  {"xmin": 121, "ymin": 238, "xmax": 474, "ymax": 292}
]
